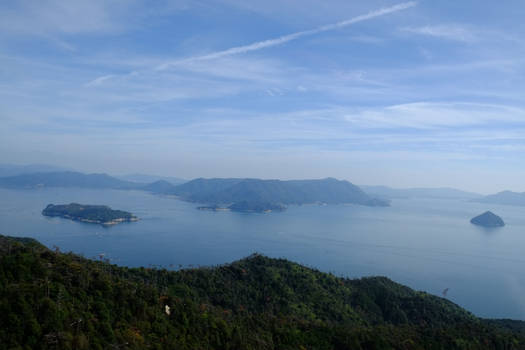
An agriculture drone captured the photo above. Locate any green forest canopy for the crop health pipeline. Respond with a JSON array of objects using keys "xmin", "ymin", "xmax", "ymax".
[{"xmin": 0, "ymin": 235, "xmax": 524, "ymax": 350}]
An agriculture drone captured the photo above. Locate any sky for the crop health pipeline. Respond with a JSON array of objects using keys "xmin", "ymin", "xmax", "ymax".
[{"xmin": 1, "ymin": 0, "xmax": 525, "ymax": 193}]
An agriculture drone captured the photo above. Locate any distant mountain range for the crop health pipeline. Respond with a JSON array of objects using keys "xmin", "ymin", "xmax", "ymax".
[
  {"xmin": 0, "ymin": 171, "xmax": 142, "ymax": 190},
  {"xmin": 471, "ymin": 191, "xmax": 525, "ymax": 207},
  {"xmin": 361, "ymin": 185, "xmax": 482, "ymax": 200},
  {"xmin": 0, "ymin": 163, "xmax": 73, "ymax": 178}
]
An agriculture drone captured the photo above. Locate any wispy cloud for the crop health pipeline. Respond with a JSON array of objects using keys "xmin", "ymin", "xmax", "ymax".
[
  {"xmin": 84, "ymin": 74, "xmax": 116, "ymax": 87},
  {"xmin": 0, "ymin": 0, "xmax": 193, "ymax": 36},
  {"xmin": 401, "ymin": 24, "xmax": 477, "ymax": 42},
  {"xmin": 157, "ymin": 2, "xmax": 417, "ymax": 70},
  {"xmin": 344, "ymin": 102, "xmax": 525, "ymax": 129},
  {"xmin": 85, "ymin": 2, "xmax": 417, "ymax": 86}
]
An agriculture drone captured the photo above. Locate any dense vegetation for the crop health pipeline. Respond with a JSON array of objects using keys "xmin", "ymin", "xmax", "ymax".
[
  {"xmin": 171, "ymin": 177, "xmax": 389, "ymax": 210},
  {"xmin": 1, "ymin": 235, "xmax": 524, "ymax": 349},
  {"xmin": 42, "ymin": 203, "xmax": 137, "ymax": 225}
]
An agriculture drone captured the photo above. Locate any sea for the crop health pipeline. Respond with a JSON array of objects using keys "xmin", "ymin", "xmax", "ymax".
[{"xmin": 1, "ymin": 187, "xmax": 524, "ymax": 320}]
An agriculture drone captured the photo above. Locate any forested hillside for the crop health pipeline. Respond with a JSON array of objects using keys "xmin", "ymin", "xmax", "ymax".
[{"xmin": 0, "ymin": 235, "xmax": 523, "ymax": 349}]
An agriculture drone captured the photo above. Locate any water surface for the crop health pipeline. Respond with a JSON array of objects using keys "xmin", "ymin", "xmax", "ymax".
[{"xmin": 1, "ymin": 187, "xmax": 524, "ymax": 319}]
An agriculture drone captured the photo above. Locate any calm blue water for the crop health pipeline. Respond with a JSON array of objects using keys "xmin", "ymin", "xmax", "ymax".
[{"xmin": 1, "ymin": 187, "xmax": 525, "ymax": 319}]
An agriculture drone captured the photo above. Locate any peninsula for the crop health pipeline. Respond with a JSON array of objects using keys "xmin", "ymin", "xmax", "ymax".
[{"xmin": 42, "ymin": 203, "xmax": 138, "ymax": 226}]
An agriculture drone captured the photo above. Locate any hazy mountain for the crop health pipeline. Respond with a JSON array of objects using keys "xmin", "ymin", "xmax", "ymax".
[
  {"xmin": 0, "ymin": 163, "xmax": 73, "ymax": 177},
  {"xmin": 117, "ymin": 173, "xmax": 187, "ymax": 185},
  {"xmin": 172, "ymin": 177, "xmax": 389, "ymax": 208},
  {"xmin": 361, "ymin": 185, "xmax": 482, "ymax": 200},
  {"xmin": 140, "ymin": 180, "xmax": 178, "ymax": 193},
  {"xmin": 0, "ymin": 171, "xmax": 141, "ymax": 190},
  {"xmin": 471, "ymin": 191, "xmax": 525, "ymax": 206}
]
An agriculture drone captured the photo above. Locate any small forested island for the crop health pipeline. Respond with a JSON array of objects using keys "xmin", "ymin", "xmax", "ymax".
[
  {"xmin": 228, "ymin": 200, "xmax": 286, "ymax": 213},
  {"xmin": 1, "ymin": 235, "xmax": 525, "ymax": 349},
  {"xmin": 198, "ymin": 201, "xmax": 286, "ymax": 213},
  {"xmin": 470, "ymin": 211, "xmax": 505, "ymax": 227},
  {"xmin": 197, "ymin": 204, "xmax": 231, "ymax": 211},
  {"xmin": 42, "ymin": 203, "xmax": 138, "ymax": 226}
]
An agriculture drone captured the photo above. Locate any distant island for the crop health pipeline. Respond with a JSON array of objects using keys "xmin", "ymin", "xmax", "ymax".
[
  {"xmin": 172, "ymin": 177, "xmax": 389, "ymax": 212},
  {"xmin": 42, "ymin": 203, "xmax": 138, "ymax": 226},
  {"xmin": 197, "ymin": 204, "xmax": 231, "ymax": 211},
  {"xmin": 198, "ymin": 201, "xmax": 286, "ymax": 213},
  {"xmin": 471, "ymin": 191, "xmax": 525, "ymax": 207},
  {"xmin": 470, "ymin": 211, "xmax": 505, "ymax": 228}
]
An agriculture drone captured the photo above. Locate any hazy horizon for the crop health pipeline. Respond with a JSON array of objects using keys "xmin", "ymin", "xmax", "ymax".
[
  {"xmin": 2, "ymin": 1, "xmax": 525, "ymax": 194},
  {"xmin": 0, "ymin": 160, "xmax": 518, "ymax": 195}
]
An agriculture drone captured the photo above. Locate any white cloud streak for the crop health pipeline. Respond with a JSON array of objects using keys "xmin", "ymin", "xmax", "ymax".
[
  {"xmin": 156, "ymin": 1, "xmax": 417, "ymax": 70},
  {"xmin": 84, "ymin": 74, "xmax": 116, "ymax": 87},
  {"xmin": 401, "ymin": 25, "xmax": 477, "ymax": 42}
]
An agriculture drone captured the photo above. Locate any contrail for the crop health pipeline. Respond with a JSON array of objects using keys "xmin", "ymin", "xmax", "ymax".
[{"xmin": 157, "ymin": 1, "xmax": 417, "ymax": 70}]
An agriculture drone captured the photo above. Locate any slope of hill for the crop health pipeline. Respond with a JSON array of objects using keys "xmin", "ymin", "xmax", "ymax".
[
  {"xmin": 140, "ymin": 180, "xmax": 178, "ymax": 193},
  {"xmin": 0, "ymin": 171, "xmax": 141, "ymax": 190},
  {"xmin": 172, "ymin": 177, "xmax": 389, "ymax": 211},
  {"xmin": 472, "ymin": 191, "xmax": 525, "ymax": 206},
  {"xmin": 1, "ymin": 235, "xmax": 524, "ymax": 349}
]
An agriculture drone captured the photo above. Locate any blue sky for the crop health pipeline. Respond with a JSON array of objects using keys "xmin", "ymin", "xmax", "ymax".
[{"xmin": 1, "ymin": 0, "xmax": 524, "ymax": 192}]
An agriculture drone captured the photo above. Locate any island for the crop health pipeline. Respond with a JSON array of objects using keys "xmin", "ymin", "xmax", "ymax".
[
  {"xmin": 170, "ymin": 177, "xmax": 389, "ymax": 214},
  {"xmin": 227, "ymin": 201, "xmax": 286, "ymax": 213},
  {"xmin": 42, "ymin": 203, "xmax": 138, "ymax": 226},
  {"xmin": 470, "ymin": 211, "xmax": 505, "ymax": 227},
  {"xmin": 197, "ymin": 201, "xmax": 286, "ymax": 213},
  {"xmin": 197, "ymin": 204, "xmax": 231, "ymax": 212}
]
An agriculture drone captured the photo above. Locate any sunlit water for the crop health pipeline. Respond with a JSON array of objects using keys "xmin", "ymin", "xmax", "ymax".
[{"xmin": 1, "ymin": 187, "xmax": 525, "ymax": 319}]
